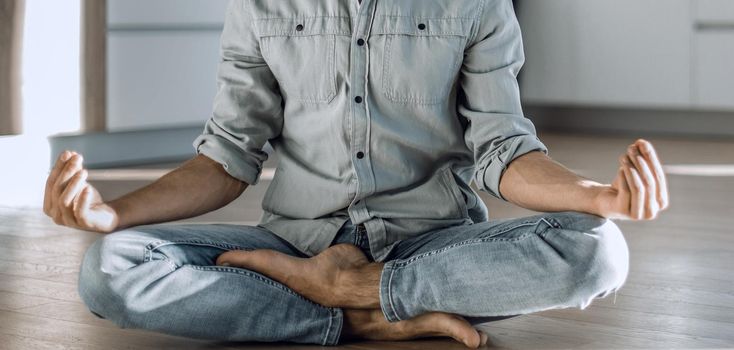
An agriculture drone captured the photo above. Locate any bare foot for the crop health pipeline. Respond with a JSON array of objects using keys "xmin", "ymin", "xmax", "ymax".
[
  {"xmin": 342, "ymin": 308, "xmax": 488, "ymax": 348},
  {"xmin": 216, "ymin": 244, "xmax": 383, "ymax": 308}
]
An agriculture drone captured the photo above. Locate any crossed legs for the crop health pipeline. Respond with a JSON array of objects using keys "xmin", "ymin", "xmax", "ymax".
[
  {"xmin": 79, "ymin": 211, "xmax": 629, "ymax": 347},
  {"xmin": 218, "ymin": 211, "xmax": 629, "ymax": 343}
]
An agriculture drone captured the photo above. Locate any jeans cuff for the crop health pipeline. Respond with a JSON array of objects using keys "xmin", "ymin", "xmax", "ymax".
[
  {"xmin": 322, "ymin": 307, "xmax": 343, "ymax": 345},
  {"xmin": 379, "ymin": 260, "xmax": 403, "ymax": 322}
]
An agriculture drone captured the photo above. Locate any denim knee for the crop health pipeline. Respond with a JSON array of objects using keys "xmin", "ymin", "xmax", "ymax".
[
  {"xmin": 77, "ymin": 230, "xmax": 149, "ymax": 324},
  {"xmin": 564, "ymin": 213, "xmax": 630, "ymax": 308},
  {"xmin": 78, "ymin": 236, "xmax": 112, "ymax": 319}
]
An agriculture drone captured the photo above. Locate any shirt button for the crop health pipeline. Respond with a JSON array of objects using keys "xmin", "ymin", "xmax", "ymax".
[
  {"xmin": 417, "ymin": 23, "xmax": 426, "ymax": 30},
  {"xmin": 357, "ymin": 38, "xmax": 365, "ymax": 46},
  {"xmin": 355, "ymin": 96, "xmax": 363, "ymax": 103},
  {"xmin": 356, "ymin": 151, "xmax": 365, "ymax": 159},
  {"xmin": 296, "ymin": 24, "xmax": 304, "ymax": 31}
]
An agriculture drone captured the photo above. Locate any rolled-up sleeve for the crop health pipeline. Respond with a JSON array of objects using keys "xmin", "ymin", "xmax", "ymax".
[
  {"xmin": 457, "ymin": 0, "xmax": 548, "ymax": 201},
  {"xmin": 192, "ymin": 0, "xmax": 283, "ymax": 186}
]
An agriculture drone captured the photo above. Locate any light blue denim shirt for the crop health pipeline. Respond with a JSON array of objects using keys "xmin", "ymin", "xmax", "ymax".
[{"xmin": 192, "ymin": 0, "xmax": 548, "ymax": 261}]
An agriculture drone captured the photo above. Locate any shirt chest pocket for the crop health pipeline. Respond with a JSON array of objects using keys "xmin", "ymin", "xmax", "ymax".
[
  {"xmin": 256, "ymin": 17, "xmax": 351, "ymax": 104},
  {"xmin": 370, "ymin": 17, "xmax": 469, "ymax": 105}
]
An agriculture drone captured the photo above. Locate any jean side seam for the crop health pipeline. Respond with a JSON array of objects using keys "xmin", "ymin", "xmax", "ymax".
[
  {"xmin": 380, "ymin": 261, "xmax": 402, "ymax": 322},
  {"xmin": 146, "ymin": 239, "xmax": 253, "ymax": 252},
  {"xmin": 379, "ymin": 262, "xmax": 392, "ymax": 321},
  {"xmin": 188, "ymin": 265, "xmax": 313, "ymax": 302},
  {"xmin": 323, "ymin": 308, "xmax": 343, "ymax": 345},
  {"xmin": 322, "ymin": 308, "xmax": 333, "ymax": 345},
  {"xmin": 380, "ymin": 261, "xmax": 391, "ymax": 321},
  {"xmin": 388, "ymin": 264, "xmax": 403, "ymax": 321}
]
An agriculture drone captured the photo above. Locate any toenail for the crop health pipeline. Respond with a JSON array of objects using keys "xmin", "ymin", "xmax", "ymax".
[{"xmin": 221, "ymin": 262, "xmax": 230, "ymax": 266}]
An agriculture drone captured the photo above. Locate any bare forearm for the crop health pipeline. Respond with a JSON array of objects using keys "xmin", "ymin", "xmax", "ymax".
[
  {"xmin": 106, "ymin": 154, "xmax": 248, "ymax": 230},
  {"xmin": 498, "ymin": 151, "xmax": 609, "ymax": 215}
]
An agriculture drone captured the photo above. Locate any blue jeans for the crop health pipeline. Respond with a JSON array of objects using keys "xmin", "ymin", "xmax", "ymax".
[{"xmin": 78, "ymin": 211, "xmax": 629, "ymax": 345}]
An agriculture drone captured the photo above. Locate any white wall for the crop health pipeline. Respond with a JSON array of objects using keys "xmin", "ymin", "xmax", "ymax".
[
  {"xmin": 518, "ymin": 0, "xmax": 691, "ymax": 109},
  {"xmin": 22, "ymin": 0, "xmax": 81, "ymax": 136},
  {"xmin": 106, "ymin": 0, "xmax": 229, "ymax": 131},
  {"xmin": 1, "ymin": 0, "xmax": 81, "ymax": 207},
  {"xmin": 518, "ymin": 0, "xmax": 734, "ymax": 112}
]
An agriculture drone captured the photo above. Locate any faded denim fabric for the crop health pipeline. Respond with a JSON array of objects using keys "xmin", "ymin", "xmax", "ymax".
[
  {"xmin": 377, "ymin": 211, "xmax": 629, "ymax": 322},
  {"xmin": 192, "ymin": 0, "xmax": 549, "ymax": 261},
  {"xmin": 77, "ymin": 211, "xmax": 629, "ymax": 345},
  {"xmin": 78, "ymin": 223, "xmax": 344, "ymax": 345}
]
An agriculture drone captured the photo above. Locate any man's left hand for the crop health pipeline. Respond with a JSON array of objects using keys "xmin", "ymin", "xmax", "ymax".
[{"xmin": 594, "ymin": 139, "xmax": 670, "ymax": 220}]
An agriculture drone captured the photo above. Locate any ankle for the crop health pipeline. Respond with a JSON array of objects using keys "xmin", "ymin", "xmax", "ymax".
[
  {"xmin": 341, "ymin": 309, "xmax": 377, "ymax": 340},
  {"xmin": 336, "ymin": 263, "xmax": 384, "ymax": 308}
]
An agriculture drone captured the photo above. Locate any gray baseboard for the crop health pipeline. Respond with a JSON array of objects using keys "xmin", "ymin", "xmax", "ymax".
[
  {"xmin": 525, "ymin": 105, "xmax": 734, "ymax": 140},
  {"xmin": 48, "ymin": 125, "xmax": 204, "ymax": 169}
]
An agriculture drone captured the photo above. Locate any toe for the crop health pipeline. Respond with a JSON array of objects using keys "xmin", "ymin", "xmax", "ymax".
[
  {"xmin": 463, "ymin": 330, "xmax": 481, "ymax": 349},
  {"xmin": 215, "ymin": 250, "xmax": 250, "ymax": 267},
  {"xmin": 478, "ymin": 330, "xmax": 489, "ymax": 347},
  {"xmin": 434, "ymin": 314, "xmax": 481, "ymax": 348}
]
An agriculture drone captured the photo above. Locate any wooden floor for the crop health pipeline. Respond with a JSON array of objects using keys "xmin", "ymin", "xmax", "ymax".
[{"xmin": 1, "ymin": 131, "xmax": 733, "ymax": 349}]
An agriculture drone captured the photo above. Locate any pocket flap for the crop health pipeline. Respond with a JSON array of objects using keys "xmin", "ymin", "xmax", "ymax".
[
  {"xmin": 255, "ymin": 16, "xmax": 352, "ymax": 37},
  {"xmin": 370, "ymin": 16, "xmax": 470, "ymax": 36}
]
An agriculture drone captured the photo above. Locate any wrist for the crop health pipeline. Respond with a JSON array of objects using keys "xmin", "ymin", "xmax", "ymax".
[
  {"xmin": 579, "ymin": 180, "xmax": 612, "ymax": 217},
  {"xmin": 105, "ymin": 199, "xmax": 126, "ymax": 231}
]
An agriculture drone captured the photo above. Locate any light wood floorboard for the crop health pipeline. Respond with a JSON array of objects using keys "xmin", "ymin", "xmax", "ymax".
[{"xmin": 1, "ymin": 131, "xmax": 733, "ymax": 349}]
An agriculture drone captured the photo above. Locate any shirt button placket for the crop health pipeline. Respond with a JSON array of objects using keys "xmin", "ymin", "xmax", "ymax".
[{"xmin": 349, "ymin": 0, "xmax": 376, "ymax": 223}]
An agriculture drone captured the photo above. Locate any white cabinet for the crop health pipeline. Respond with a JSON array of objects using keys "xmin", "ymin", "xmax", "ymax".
[
  {"xmin": 106, "ymin": 0, "xmax": 229, "ymax": 132},
  {"xmin": 692, "ymin": 0, "xmax": 734, "ymax": 110},
  {"xmin": 694, "ymin": 0, "xmax": 734, "ymax": 23},
  {"xmin": 518, "ymin": 0, "xmax": 692, "ymax": 108},
  {"xmin": 518, "ymin": 0, "xmax": 734, "ymax": 111},
  {"xmin": 694, "ymin": 32, "xmax": 734, "ymax": 110}
]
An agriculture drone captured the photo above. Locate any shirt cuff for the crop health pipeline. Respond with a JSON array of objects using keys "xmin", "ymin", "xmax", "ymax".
[
  {"xmin": 192, "ymin": 133, "xmax": 266, "ymax": 186},
  {"xmin": 477, "ymin": 134, "xmax": 548, "ymax": 201}
]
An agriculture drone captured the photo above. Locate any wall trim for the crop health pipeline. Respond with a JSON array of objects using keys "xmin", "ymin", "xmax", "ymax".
[
  {"xmin": 81, "ymin": 0, "xmax": 107, "ymax": 132},
  {"xmin": 0, "ymin": 0, "xmax": 25, "ymax": 135}
]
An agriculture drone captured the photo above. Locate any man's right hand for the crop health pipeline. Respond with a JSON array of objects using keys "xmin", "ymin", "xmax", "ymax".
[{"xmin": 43, "ymin": 150, "xmax": 119, "ymax": 233}]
